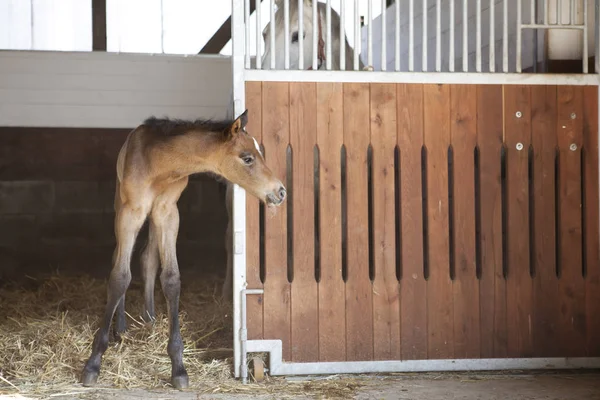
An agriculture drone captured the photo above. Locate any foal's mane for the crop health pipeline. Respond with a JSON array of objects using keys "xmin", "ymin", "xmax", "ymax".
[{"xmin": 143, "ymin": 116, "xmax": 234, "ymax": 136}]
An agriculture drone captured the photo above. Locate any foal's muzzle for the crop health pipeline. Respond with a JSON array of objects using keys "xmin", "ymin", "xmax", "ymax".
[{"xmin": 267, "ymin": 186, "xmax": 287, "ymax": 206}]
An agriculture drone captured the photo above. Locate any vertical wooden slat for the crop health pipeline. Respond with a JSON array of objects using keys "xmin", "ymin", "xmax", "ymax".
[
  {"xmin": 92, "ymin": 0, "xmax": 107, "ymax": 51},
  {"xmin": 370, "ymin": 83, "xmax": 401, "ymax": 360},
  {"xmin": 397, "ymin": 83, "xmax": 428, "ymax": 360},
  {"xmin": 477, "ymin": 85, "xmax": 507, "ymax": 358},
  {"xmin": 530, "ymin": 85, "xmax": 559, "ymax": 357},
  {"xmin": 583, "ymin": 86, "xmax": 600, "ymax": 357},
  {"xmin": 245, "ymin": 81, "xmax": 264, "ymax": 340},
  {"xmin": 556, "ymin": 86, "xmax": 586, "ymax": 357},
  {"xmin": 317, "ymin": 82, "xmax": 346, "ymax": 361},
  {"xmin": 262, "ymin": 81, "xmax": 292, "ymax": 360},
  {"xmin": 423, "ymin": 83, "xmax": 454, "ymax": 359},
  {"xmin": 504, "ymin": 85, "xmax": 534, "ymax": 358},
  {"xmin": 450, "ymin": 84, "xmax": 480, "ymax": 358},
  {"xmin": 343, "ymin": 82, "xmax": 374, "ymax": 361},
  {"xmin": 289, "ymin": 82, "xmax": 319, "ymax": 362}
]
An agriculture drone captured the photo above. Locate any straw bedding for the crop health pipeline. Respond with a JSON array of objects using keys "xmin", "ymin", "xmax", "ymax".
[{"xmin": 0, "ymin": 271, "xmax": 363, "ymax": 399}]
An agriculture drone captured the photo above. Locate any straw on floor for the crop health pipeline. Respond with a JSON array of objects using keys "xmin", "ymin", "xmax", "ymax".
[{"xmin": 0, "ymin": 270, "xmax": 362, "ymax": 399}]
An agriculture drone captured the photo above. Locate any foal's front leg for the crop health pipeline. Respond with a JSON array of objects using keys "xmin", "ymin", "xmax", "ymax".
[
  {"xmin": 81, "ymin": 205, "xmax": 147, "ymax": 386},
  {"xmin": 154, "ymin": 202, "xmax": 188, "ymax": 389}
]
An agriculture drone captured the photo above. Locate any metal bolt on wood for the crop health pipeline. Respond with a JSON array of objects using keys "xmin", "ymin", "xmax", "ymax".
[
  {"xmin": 516, "ymin": 143, "xmax": 523, "ymax": 150},
  {"xmin": 571, "ymin": 113, "xmax": 577, "ymax": 119},
  {"xmin": 516, "ymin": 111, "xmax": 522, "ymax": 118},
  {"xmin": 570, "ymin": 143, "xmax": 578, "ymax": 151}
]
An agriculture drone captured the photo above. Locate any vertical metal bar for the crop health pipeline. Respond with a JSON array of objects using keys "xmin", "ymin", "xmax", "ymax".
[
  {"xmin": 476, "ymin": 0, "xmax": 482, "ymax": 72},
  {"xmin": 531, "ymin": 0, "xmax": 536, "ymax": 24},
  {"xmin": 245, "ymin": 0, "xmax": 251, "ymax": 68},
  {"xmin": 489, "ymin": 0, "xmax": 495, "ymax": 72},
  {"xmin": 557, "ymin": 0, "xmax": 561, "ymax": 25},
  {"xmin": 368, "ymin": 0, "xmax": 373, "ymax": 69},
  {"xmin": 395, "ymin": 0, "xmax": 400, "ymax": 71},
  {"xmin": 231, "ymin": 0, "xmax": 247, "ymax": 379},
  {"xmin": 583, "ymin": 0, "xmax": 588, "ymax": 73},
  {"xmin": 382, "ymin": 0, "xmax": 387, "ymax": 71},
  {"xmin": 313, "ymin": 0, "xmax": 318, "ymax": 70},
  {"xmin": 423, "ymin": 0, "xmax": 428, "ymax": 71},
  {"xmin": 570, "ymin": 0, "xmax": 575, "ymax": 25},
  {"xmin": 284, "ymin": 0, "xmax": 290, "ymax": 69},
  {"xmin": 270, "ymin": 0, "xmax": 275, "ymax": 69},
  {"xmin": 354, "ymin": 0, "xmax": 359, "ymax": 70},
  {"xmin": 517, "ymin": 0, "xmax": 522, "ymax": 72},
  {"xmin": 256, "ymin": 0, "xmax": 262, "ymax": 69},
  {"xmin": 463, "ymin": 0, "xmax": 468, "ymax": 72},
  {"xmin": 409, "ymin": 0, "xmax": 414, "ymax": 71},
  {"xmin": 450, "ymin": 0, "xmax": 455, "ymax": 71},
  {"xmin": 544, "ymin": 0, "xmax": 548, "ymax": 24},
  {"xmin": 436, "ymin": 0, "xmax": 441, "ymax": 72},
  {"xmin": 298, "ymin": 0, "xmax": 303, "ymax": 70},
  {"xmin": 503, "ymin": 0, "xmax": 508, "ymax": 72},
  {"xmin": 340, "ymin": 0, "xmax": 345, "ymax": 70},
  {"xmin": 326, "ymin": 0, "xmax": 331, "ymax": 70}
]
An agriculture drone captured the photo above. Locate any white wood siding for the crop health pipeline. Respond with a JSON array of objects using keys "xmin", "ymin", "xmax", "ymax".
[
  {"xmin": 0, "ymin": 51, "xmax": 233, "ymax": 128},
  {"xmin": 0, "ymin": 0, "xmax": 92, "ymax": 51}
]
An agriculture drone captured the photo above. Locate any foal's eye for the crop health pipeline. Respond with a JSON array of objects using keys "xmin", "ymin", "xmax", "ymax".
[{"xmin": 241, "ymin": 154, "xmax": 254, "ymax": 165}]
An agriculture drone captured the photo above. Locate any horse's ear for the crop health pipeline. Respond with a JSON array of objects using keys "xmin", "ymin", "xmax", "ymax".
[{"xmin": 227, "ymin": 109, "xmax": 249, "ymax": 140}]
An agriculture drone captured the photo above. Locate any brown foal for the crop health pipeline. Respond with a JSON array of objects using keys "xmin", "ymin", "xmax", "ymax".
[{"xmin": 81, "ymin": 110, "xmax": 286, "ymax": 389}]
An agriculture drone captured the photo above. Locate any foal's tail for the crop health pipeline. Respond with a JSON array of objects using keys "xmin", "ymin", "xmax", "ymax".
[{"xmin": 115, "ymin": 129, "xmax": 134, "ymax": 184}]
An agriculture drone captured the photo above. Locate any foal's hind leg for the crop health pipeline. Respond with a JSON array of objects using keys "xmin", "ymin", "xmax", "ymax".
[
  {"xmin": 153, "ymin": 179, "xmax": 189, "ymax": 389},
  {"xmin": 81, "ymin": 203, "xmax": 148, "ymax": 386},
  {"xmin": 140, "ymin": 220, "xmax": 160, "ymax": 323}
]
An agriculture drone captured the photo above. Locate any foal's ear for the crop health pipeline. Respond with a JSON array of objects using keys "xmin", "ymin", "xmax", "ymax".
[{"xmin": 227, "ymin": 109, "xmax": 249, "ymax": 139}]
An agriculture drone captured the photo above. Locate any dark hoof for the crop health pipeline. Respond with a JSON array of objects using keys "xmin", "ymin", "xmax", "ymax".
[
  {"xmin": 171, "ymin": 374, "xmax": 189, "ymax": 390},
  {"xmin": 81, "ymin": 370, "xmax": 99, "ymax": 387}
]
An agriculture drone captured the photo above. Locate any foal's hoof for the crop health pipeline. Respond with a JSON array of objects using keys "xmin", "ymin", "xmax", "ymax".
[
  {"xmin": 81, "ymin": 370, "xmax": 99, "ymax": 387},
  {"xmin": 171, "ymin": 374, "xmax": 189, "ymax": 390}
]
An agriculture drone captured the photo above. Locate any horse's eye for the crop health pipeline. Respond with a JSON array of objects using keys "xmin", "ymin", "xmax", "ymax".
[
  {"xmin": 241, "ymin": 155, "xmax": 254, "ymax": 165},
  {"xmin": 291, "ymin": 32, "xmax": 299, "ymax": 43}
]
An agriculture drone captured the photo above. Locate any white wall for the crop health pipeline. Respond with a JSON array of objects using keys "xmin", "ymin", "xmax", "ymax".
[
  {"xmin": 0, "ymin": 51, "xmax": 233, "ymax": 128},
  {"xmin": 0, "ymin": 0, "xmax": 92, "ymax": 51},
  {"xmin": 361, "ymin": 0, "xmax": 543, "ymax": 72}
]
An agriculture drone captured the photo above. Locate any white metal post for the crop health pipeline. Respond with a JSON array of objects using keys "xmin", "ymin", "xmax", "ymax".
[{"xmin": 231, "ymin": 0, "xmax": 248, "ymax": 380}]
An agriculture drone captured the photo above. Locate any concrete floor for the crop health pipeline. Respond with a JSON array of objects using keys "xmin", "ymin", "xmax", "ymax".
[{"xmin": 5, "ymin": 371, "xmax": 598, "ymax": 400}]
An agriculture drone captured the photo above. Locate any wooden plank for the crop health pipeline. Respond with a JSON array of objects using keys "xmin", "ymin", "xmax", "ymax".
[
  {"xmin": 423, "ymin": 83, "xmax": 454, "ymax": 359},
  {"xmin": 556, "ymin": 86, "xmax": 586, "ymax": 357},
  {"xmin": 450, "ymin": 84, "xmax": 480, "ymax": 359},
  {"xmin": 476, "ymin": 85, "xmax": 507, "ymax": 358},
  {"xmin": 343, "ymin": 82, "xmax": 373, "ymax": 361},
  {"xmin": 583, "ymin": 86, "xmax": 600, "ymax": 357},
  {"xmin": 92, "ymin": 0, "xmax": 107, "ymax": 51},
  {"xmin": 397, "ymin": 83, "xmax": 428, "ymax": 360},
  {"xmin": 261, "ymin": 81, "xmax": 292, "ymax": 360},
  {"xmin": 370, "ymin": 83, "xmax": 401, "ymax": 360},
  {"xmin": 245, "ymin": 81, "xmax": 264, "ymax": 340},
  {"xmin": 504, "ymin": 85, "xmax": 534, "ymax": 358},
  {"xmin": 530, "ymin": 85, "xmax": 559, "ymax": 357},
  {"xmin": 289, "ymin": 82, "xmax": 319, "ymax": 362},
  {"xmin": 316, "ymin": 82, "xmax": 346, "ymax": 361}
]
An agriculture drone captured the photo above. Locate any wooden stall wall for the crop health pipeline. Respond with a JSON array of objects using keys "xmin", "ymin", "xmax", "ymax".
[{"xmin": 245, "ymin": 81, "xmax": 600, "ymax": 362}]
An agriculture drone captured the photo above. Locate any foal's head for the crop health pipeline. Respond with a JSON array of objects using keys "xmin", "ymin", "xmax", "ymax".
[
  {"xmin": 217, "ymin": 110, "xmax": 286, "ymax": 206},
  {"xmin": 261, "ymin": 0, "xmax": 319, "ymax": 70}
]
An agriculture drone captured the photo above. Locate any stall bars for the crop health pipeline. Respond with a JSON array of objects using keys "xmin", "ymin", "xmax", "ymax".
[
  {"xmin": 230, "ymin": 0, "xmax": 600, "ymax": 381},
  {"xmin": 245, "ymin": 0, "xmax": 595, "ymax": 74}
]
